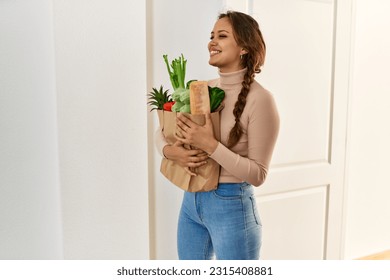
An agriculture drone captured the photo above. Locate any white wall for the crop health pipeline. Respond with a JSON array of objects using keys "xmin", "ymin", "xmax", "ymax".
[
  {"xmin": 53, "ymin": 0, "xmax": 149, "ymax": 259},
  {"xmin": 147, "ymin": 0, "xmax": 225, "ymax": 259},
  {"xmin": 344, "ymin": 0, "xmax": 390, "ymax": 259},
  {"xmin": 0, "ymin": 0, "xmax": 63, "ymax": 259}
]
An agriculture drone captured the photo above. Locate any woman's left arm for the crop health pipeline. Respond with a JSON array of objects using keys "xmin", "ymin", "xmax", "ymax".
[
  {"xmin": 176, "ymin": 92, "xmax": 280, "ymax": 187},
  {"xmin": 215, "ymin": 93, "xmax": 279, "ymax": 186}
]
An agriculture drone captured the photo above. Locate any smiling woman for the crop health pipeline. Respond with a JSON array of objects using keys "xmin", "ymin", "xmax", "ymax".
[
  {"xmin": 155, "ymin": 10, "xmax": 279, "ymax": 260},
  {"xmin": 208, "ymin": 18, "xmax": 244, "ymax": 73}
]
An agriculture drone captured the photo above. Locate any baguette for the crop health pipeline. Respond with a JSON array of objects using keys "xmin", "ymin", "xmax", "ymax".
[{"xmin": 190, "ymin": 81, "xmax": 210, "ymax": 115}]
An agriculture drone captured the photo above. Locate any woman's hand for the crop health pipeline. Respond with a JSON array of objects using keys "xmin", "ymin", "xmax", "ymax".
[
  {"xmin": 175, "ymin": 113, "xmax": 219, "ymax": 155},
  {"xmin": 163, "ymin": 141, "xmax": 209, "ymax": 176}
]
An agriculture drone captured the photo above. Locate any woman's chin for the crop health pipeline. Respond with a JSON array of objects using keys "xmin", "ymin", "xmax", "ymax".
[{"xmin": 208, "ymin": 59, "xmax": 218, "ymax": 67}]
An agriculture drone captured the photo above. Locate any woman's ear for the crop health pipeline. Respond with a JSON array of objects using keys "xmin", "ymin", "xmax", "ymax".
[{"xmin": 240, "ymin": 49, "xmax": 248, "ymax": 55}]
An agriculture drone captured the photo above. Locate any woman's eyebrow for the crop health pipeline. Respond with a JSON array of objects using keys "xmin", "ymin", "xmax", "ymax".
[{"xmin": 210, "ymin": 30, "xmax": 230, "ymax": 34}]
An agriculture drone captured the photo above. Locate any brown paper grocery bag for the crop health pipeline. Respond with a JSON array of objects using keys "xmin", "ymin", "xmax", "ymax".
[{"xmin": 157, "ymin": 109, "xmax": 221, "ymax": 192}]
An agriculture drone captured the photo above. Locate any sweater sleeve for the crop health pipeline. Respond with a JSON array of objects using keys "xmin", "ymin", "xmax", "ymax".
[
  {"xmin": 154, "ymin": 127, "xmax": 168, "ymax": 158},
  {"xmin": 209, "ymin": 92, "xmax": 280, "ymax": 186}
]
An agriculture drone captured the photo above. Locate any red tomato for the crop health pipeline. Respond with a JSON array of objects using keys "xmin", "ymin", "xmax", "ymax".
[{"xmin": 163, "ymin": 101, "xmax": 175, "ymax": 111}]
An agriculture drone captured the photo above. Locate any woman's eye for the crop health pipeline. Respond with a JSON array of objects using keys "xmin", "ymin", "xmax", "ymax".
[{"xmin": 210, "ymin": 34, "xmax": 227, "ymax": 40}]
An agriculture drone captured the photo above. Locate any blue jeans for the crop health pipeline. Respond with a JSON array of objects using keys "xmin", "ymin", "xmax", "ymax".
[{"xmin": 177, "ymin": 182, "xmax": 261, "ymax": 260}]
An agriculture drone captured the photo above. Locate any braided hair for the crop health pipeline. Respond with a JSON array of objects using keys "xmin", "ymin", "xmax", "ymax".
[{"xmin": 218, "ymin": 11, "xmax": 266, "ymax": 148}]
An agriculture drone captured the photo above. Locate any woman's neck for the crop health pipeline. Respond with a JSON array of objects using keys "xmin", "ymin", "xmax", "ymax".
[{"xmin": 219, "ymin": 68, "xmax": 246, "ymax": 86}]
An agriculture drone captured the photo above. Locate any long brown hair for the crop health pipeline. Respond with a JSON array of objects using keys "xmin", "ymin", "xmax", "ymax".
[{"xmin": 218, "ymin": 11, "xmax": 266, "ymax": 147}]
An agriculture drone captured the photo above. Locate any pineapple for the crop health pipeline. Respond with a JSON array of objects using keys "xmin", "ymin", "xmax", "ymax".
[{"xmin": 147, "ymin": 85, "xmax": 172, "ymax": 111}]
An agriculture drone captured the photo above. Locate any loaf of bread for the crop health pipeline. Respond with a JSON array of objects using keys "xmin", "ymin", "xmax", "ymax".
[{"xmin": 190, "ymin": 81, "xmax": 210, "ymax": 115}]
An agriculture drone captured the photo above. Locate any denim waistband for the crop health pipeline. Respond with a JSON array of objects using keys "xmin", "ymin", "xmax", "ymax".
[
  {"xmin": 216, "ymin": 182, "xmax": 253, "ymax": 196},
  {"xmin": 217, "ymin": 182, "xmax": 250, "ymax": 189}
]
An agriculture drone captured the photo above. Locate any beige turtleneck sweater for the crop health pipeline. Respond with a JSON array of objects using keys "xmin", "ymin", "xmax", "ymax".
[{"xmin": 155, "ymin": 68, "xmax": 279, "ymax": 187}]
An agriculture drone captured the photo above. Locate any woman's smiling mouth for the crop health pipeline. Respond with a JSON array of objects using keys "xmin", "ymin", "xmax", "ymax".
[{"xmin": 210, "ymin": 50, "xmax": 221, "ymax": 56}]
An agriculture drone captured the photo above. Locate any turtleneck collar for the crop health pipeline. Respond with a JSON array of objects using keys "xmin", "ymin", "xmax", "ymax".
[{"xmin": 219, "ymin": 68, "xmax": 246, "ymax": 86}]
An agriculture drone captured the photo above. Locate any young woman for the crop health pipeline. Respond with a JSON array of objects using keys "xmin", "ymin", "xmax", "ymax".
[{"xmin": 156, "ymin": 11, "xmax": 279, "ymax": 260}]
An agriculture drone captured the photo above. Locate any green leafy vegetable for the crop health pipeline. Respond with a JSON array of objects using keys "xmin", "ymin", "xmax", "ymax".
[
  {"xmin": 179, "ymin": 104, "xmax": 191, "ymax": 113},
  {"xmin": 163, "ymin": 54, "xmax": 187, "ymax": 90},
  {"xmin": 171, "ymin": 88, "xmax": 187, "ymax": 101},
  {"xmin": 209, "ymin": 86, "xmax": 225, "ymax": 112},
  {"xmin": 179, "ymin": 89, "xmax": 190, "ymax": 104},
  {"xmin": 171, "ymin": 100, "xmax": 184, "ymax": 112}
]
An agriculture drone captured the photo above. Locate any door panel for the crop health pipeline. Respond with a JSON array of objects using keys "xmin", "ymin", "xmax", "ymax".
[
  {"xmin": 253, "ymin": 0, "xmax": 334, "ymax": 166},
  {"xmin": 259, "ymin": 185, "xmax": 328, "ymax": 260},
  {"xmin": 226, "ymin": 0, "xmax": 352, "ymax": 259}
]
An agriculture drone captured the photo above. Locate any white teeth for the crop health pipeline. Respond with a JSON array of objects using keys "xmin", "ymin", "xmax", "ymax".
[{"xmin": 210, "ymin": 50, "xmax": 221, "ymax": 55}]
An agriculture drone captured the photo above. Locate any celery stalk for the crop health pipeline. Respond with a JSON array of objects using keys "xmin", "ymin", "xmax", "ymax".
[{"xmin": 163, "ymin": 54, "xmax": 186, "ymax": 90}]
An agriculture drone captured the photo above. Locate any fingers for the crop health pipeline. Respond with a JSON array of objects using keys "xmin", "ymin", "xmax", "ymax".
[
  {"xmin": 171, "ymin": 140, "xmax": 207, "ymax": 158},
  {"xmin": 171, "ymin": 136, "xmax": 209, "ymax": 173},
  {"xmin": 175, "ymin": 133, "xmax": 186, "ymax": 143},
  {"xmin": 173, "ymin": 140, "xmax": 184, "ymax": 147},
  {"xmin": 184, "ymin": 159, "xmax": 208, "ymax": 176},
  {"xmin": 176, "ymin": 115, "xmax": 187, "ymax": 128},
  {"xmin": 186, "ymin": 151, "xmax": 208, "ymax": 169},
  {"xmin": 176, "ymin": 113, "xmax": 200, "ymax": 138},
  {"xmin": 176, "ymin": 119, "xmax": 190, "ymax": 139},
  {"xmin": 176, "ymin": 114, "xmax": 189, "ymax": 129},
  {"xmin": 177, "ymin": 113, "xmax": 193, "ymax": 126},
  {"xmin": 186, "ymin": 148, "xmax": 207, "ymax": 157},
  {"xmin": 187, "ymin": 156, "xmax": 208, "ymax": 165}
]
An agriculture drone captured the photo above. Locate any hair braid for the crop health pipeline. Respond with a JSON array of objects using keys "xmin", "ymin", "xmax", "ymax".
[
  {"xmin": 227, "ymin": 66, "xmax": 255, "ymax": 148},
  {"xmin": 219, "ymin": 11, "xmax": 266, "ymax": 148}
]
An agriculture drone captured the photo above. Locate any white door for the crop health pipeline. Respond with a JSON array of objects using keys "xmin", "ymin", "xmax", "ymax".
[{"xmin": 226, "ymin": 0, "xmax": 353, "ymax": 259}]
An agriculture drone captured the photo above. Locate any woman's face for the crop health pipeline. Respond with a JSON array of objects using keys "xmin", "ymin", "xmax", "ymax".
[{"xmin": 208, "ymin": 17, "xmax": 244, "ymax": 73}]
